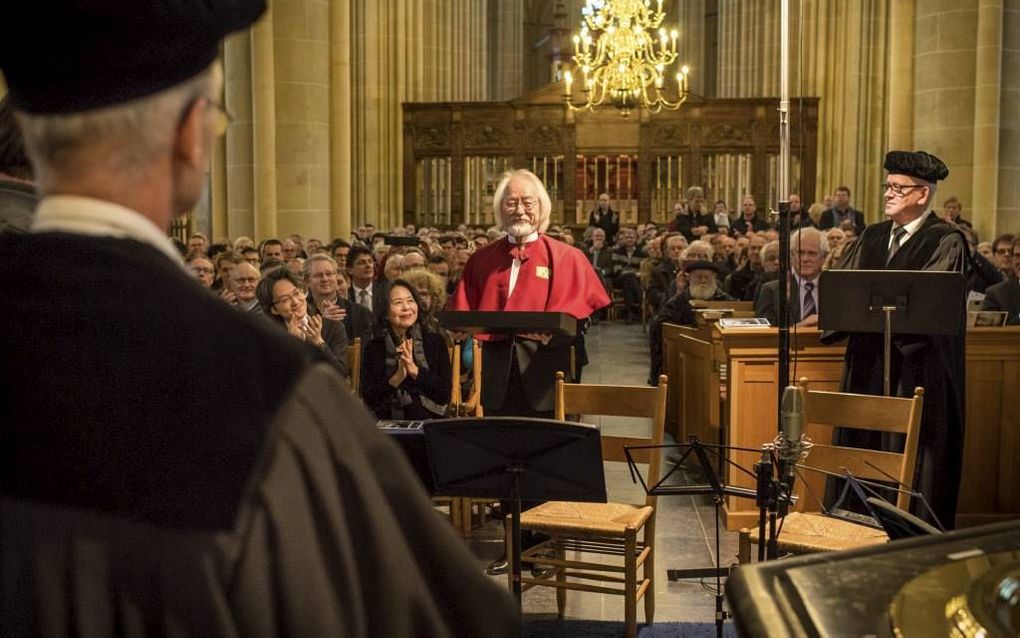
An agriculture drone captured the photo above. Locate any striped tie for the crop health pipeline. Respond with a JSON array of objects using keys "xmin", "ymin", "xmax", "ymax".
[
  {"xmin": 803, "ymin": 281, "xmax": 816, "ymax": 318},
  {"xmin": 358, "ymin": 288, "xmax": 370, "ymax": 310},
  {"xmin": 887, "ymin": 226, "xmax": 908, "ymax": 264}
]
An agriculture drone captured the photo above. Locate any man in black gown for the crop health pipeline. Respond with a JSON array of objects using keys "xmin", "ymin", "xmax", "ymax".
[
  {"xmin": 0, "ymin": 1, "xmax": 516, "ymax": 634},
  {"xmin": 826, "ymin": 150, "xmax": 967, "ymax": 529}
]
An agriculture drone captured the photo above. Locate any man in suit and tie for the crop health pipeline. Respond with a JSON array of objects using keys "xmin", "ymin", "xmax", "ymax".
[
  {"xmin": 305, "ymin": 253, "xmax": 373, "ymax": 344},
  {"xmin": 346, "ymin": 245, "xmax": 389, "ymax": 316},
  {"xmin": 981, "ymin": 236, "xmax": 1020, "ymax": 325},
  {"xmin": 754, "ymin": 226, "xmax": 826, "ymax": 327}
]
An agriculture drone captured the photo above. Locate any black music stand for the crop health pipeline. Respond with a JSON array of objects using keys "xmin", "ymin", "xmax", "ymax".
[
  {"xmin": 818, "ymin": 270, "xmax": 964, "ymax": 395},
  {"xmin": 423, "ymin": 417, "xmax": 606, "ymax": 610}
]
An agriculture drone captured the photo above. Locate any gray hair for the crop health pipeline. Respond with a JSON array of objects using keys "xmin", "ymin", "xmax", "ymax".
[
  {"xmin": 302, "ymin": 253, "xmax": 339, "ymax": 278},
  {"xmin": 760, "ymin": 240, "xmax": 780, "ymax": 261},
  {"xmin": 492, "ymin": 169, "xmax": 552, "ymax": 234},
  {"xmin": 682, "ymin": 239, "xmax": 715, "ymax": 260},
  {"xmin": 790, "ymin": 227, "xmax": 828, "ymax": 254},
  {"xmin": 16, "ymin": 68, "xmax": 212, "ymax": 188},
  {"xmin": 686, "ymin": 185, "xmax": 704, "ymax": 199}
]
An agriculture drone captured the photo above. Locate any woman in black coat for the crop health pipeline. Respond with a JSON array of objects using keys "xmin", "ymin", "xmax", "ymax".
[{"xmin": 361, "ymin": 279, "xmax": 451, "ymax": 420}]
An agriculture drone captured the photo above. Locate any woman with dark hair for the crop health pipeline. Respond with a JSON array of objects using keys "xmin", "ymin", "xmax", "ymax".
[
  {"xmin": 256, "ymin": 268, "xmax": 348, "ymax": 378},
  {"xmin": 361, "ymin": 279, "xmax": 451, "ymax": 420}
]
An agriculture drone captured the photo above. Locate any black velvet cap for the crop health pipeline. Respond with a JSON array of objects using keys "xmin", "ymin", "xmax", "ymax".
[
  {"xmin": 0, "ymin": 0, "xmax": 266, "ymax": 115},
  {"xmin": 683, "ymin": 260, "xmax": 719, "ymax": 275},
  {"xmin": 883, "ymin": 150, "xmax": 949, "ymax": 183}
]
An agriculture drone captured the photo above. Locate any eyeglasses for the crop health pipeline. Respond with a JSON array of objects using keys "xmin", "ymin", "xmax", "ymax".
[
  {"xmin": 882, "ymin": 182, "xmax": 927, "ymax": 197},
  {"xmin": 233, "ymin": 277, "xmax": 259, "ymax": 285},
  {"xmin": 190, "ymin": 266, "xmax": 214, "ymax": 275},
  {"xmin": 503, "ymin": 197, "xmax": 537, "ymax": 212},
  {"xmin": 272, "ymin": 289, "xmax": 306, "ymax": 306}
]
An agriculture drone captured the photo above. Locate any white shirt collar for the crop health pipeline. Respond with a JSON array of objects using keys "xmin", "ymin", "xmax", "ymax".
[
  {"xmin": 895, "ymin": 211, "xmax": 929, "ymax": 239},
  {"xmin": 31, "ymin": 195, "xmax": 184, "ymax": 267},
  {"xmin": 507, "ymin": 232, "xmax": 539, "ymax": 245}
]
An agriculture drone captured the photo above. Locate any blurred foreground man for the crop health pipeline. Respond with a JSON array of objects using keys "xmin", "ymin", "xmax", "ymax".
[
  {"xmin": 0, "ymin": 1, "xmax": 516, "ymax": 635},
  {"xmin": 826, "ymin": 150, "xmax": 967, "ymax": 529}
]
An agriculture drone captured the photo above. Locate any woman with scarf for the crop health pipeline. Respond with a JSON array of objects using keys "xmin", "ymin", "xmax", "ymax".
[{"xmin": 362, "ymin": 279, "xmax": 451, "ymax": 420}]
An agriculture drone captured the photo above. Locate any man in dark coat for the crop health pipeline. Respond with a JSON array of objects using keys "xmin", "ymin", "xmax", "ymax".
[
  {"xmin": 825, "ymin": 150, "xmax": 968, "ymax": 529},
  {"xmin": 588, "ymin": 192, "xmax": 621, "ymax": 245},
  {"xmin": 671, "ymin": 186, "xmax": 717, "ymax": 242},
  {"xmin": 755, "ymin": 227, "xmax": 826, "ymax": 327},
  {"xmin": 0, "ymin": 2, "xmax": 517, "ymax": 634},
  {"xmin": 818, "ymin": 185, "xmax": 866, "ymax": 236},
  {"xmin": 980, "ymin": 236, "xmax": 1020, "ymax": 325}
]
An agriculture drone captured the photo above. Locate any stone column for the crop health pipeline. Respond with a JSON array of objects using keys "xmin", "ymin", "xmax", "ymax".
[
  {"xmin": 495, "ymin": 0, "xmax": 524, "ymax": 100},
  {"xmin": 887, "ymin": 0, "xmax": 915, "ymax": 151},
  {"xmin": 998, "ymin": 0, "xmax": 1020, "ymax": 235},
  {"xmin": 273, "ymin": 0, "xmax": 330, "ymax": 243},
  {"xmin": 330, "ymin": 0, "xmax": 353, "ymax": 242},
  {"xmin": 224, "ymin": 30, "xmax": 255, "ymax": 239},
  {"xmin": 251, "ymin": 8, "xmax": 278, "ymax": 240},
  {"xmin": 970, "ymin": 0, "xmax": 1002, "ymax": 236}
]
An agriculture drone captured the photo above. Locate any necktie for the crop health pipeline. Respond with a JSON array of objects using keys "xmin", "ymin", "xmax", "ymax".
[
  {"xmin": 509, "ymin": 242, "xmax": 530, "ymax": 263},
  {"xmin": 358, "ymin": 288, "xmax": 370, "ymax": 309},
  {"xmin": 802, "ymin": 281, "xmax": 816, "ymax": 318},
  {"xmin": 887, "ymin": 226, "xmax": 908, "ymax": 264}
]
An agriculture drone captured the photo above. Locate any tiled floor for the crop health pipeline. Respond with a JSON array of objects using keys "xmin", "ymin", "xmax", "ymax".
[{"xmin": 467, "ymin": 320, "xmax": 739, "ymax": 626}]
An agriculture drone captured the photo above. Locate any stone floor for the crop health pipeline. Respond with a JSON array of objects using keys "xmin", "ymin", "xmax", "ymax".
[{"xmin": 466, "ymin": 320, "xmax": 739, "ymax": 627}]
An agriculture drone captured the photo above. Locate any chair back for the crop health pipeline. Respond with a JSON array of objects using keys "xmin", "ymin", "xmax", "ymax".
[
  {"xmin": 448, "ymin": 343, "xmax": 462, "ymax": 412},
  {"xmin": 799, "ymin": 377, "xmax": 924, "ymax": 510},
  {"xmin": 346, "ymin": 337, "xmax": 362, "ymax": 396},
  {"xmin": 555, "ymin": 371, "xmax": 668, "ymax": 506},
  {"xmin": 462, "ymin": 339, "xmax": 483, "ymax": 416}
]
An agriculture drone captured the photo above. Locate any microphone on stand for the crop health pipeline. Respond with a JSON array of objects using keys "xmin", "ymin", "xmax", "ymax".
[{"xmin": 777, "ymin": 384, "xmax": 809, "ymax": 493}]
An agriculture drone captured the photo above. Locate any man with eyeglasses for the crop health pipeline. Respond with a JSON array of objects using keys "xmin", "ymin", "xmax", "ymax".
[
  {"xmin": 825, "ymin": 150, "xmax": 968, "ymax": 530},
  {"xmin": 227, "ymin": 262, "xmax": 262, "ymax": 314},
  {"xmin": 981, "ymin": 236, "xmax": 1020, "ymax": 325},
  {"xmin": 448, "ymin": 168, "xmax": 610, "ymax": 576},
  {"xmin": 305, "ymin": 253, "xmax": 373, "ymax": 346},
  {"xmin": 755, "ymin": 227, "xmax": 826, "ymax": 327},
  {"xmin": 0, "ymin": 0, "xmax": 516, "ymax": 633},
  {"xmin": 990, "ymin": 234, "xmax": 1016, "ymax": 281}
]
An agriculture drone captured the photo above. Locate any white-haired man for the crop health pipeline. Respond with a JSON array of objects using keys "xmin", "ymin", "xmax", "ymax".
[
  {"xmin": 0, "ymin": 1, "xmax": 515, "ymax": 634},
  {"xmin": 754, "ymin": 227, "xmax": 827, "ymax": 327}
]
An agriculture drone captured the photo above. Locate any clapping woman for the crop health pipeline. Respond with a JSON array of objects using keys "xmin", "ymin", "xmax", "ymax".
[{"xmin": 362, "ymin": 279, "xmax": 451, "ymax": 420}]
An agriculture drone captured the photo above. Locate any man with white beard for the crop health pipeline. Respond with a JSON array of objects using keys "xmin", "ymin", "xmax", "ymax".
[{"xmin": 648, "ymin": 261, "xmax": 734, "ymax": 382}]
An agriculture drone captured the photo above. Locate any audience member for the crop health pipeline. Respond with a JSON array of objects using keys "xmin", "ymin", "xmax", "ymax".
[
  {"xmin": 261, "ymin": 237, "xmax": 283, "ymax": 261},
  {"xmin": 187, "ymin": 255, "xmax": 215, "ymax": 288},
  {"xmin": 980, "ymin": 236, "xmax": 1020, "ymax": 324},
  {"xmin": 0, "ymin": 95, "xmax": 37, "ymax": 233},
  {"xmin": 362, "ymin": 279, "xmax": 451, "ymax": 420},
  {"xmin": 756, "ymin": 227, "xmax": 826, "ymax": 327},
  {"xmin": 671, "ymin": 186, "xmax": 716, "ymax": 241},
  {"xmin": 731, "ymin": 195, "xmax": 767, "ymax": 235},
  {"xmin": 257, "ymin": 268, "xmax": 348, "ymax": 377},
  {"xmin": 712, "ymin": 200, "xmax": 731, "ymax": 232},
  {"xmin": 725, "ymin": 233, "xmax": 767, "ymax": 300},
  {"xmin": 647, "ymin": 234, "xmax": 685, "ymax": 313},
  {"xmin": 992, "ymin": 234, "xmax": 1016, "ymax": 281},
  {"xmin": 588, "ymin": 192, "xmax": 621, "ymax": 244},
  {"xmin": 611, "ymin": 227, "xmax": 647, "ymax": 324},
  {"xmin": 347, "ymin": 245, "xmax": 389, "ymax": 315},
  {"xmin": 789, "ymin": 194, "xmax": 815, "ymax": 229},
  {"xmin": 227, "ymin": 262, "xmax": 261, "ymax": 313},
  {"xmin": 213, "ymin": 249, "xmax": 242, "ymax": 291},
  {"xmin": 818, "ymin": 185, "xmax": 866, "ymax": 236}
]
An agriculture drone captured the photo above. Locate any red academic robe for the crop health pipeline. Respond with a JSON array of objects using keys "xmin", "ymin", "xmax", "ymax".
[{"xmin": 447, "ymin": 235, "xmax": 609, "ymax": 412}]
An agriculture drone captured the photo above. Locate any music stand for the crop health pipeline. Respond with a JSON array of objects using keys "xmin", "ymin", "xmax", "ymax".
[
  {"xmin": 864, "ymin": 497, "xmax": 942, "ymax": 540},
  {"xmin": 423, "ymin": 417, "xmax": 606, "ymax": 609},
  {"xmin": 818, "ymin": 270, "xmax": 964, "ymax": 395}
]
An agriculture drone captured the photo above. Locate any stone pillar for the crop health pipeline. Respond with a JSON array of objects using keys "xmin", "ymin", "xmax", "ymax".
[
  {"xmin": 995, "ymin": 0, "xmax": 1019, "ymax": 235},
  {"xmin": 970, "ymin": 0, "xmax": 1003, "ymax": 236},
  {"xmin": 273, "ymin": 0, "xmax": 330, "ymax": 243},
  {"xmin": 251, "ymin": 8, "xmax": 278, "ymax": 240},
  {"xmin": 224, "ymin": 30, "xmax": 255, "ymax": 239},
  {"xmin": 495, "ymin": 0, "xmax": 524, "ymax": 100},
  {"xmin": 887, "ymin": 0, "xmax": 915, "ymax": 151},
  {"xmin": 330, "ymin": 0, "xmax": 353, "ymax": 242}
]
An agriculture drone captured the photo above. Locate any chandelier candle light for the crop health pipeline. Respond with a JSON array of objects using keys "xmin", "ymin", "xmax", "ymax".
[{"xmin": 564, "ymin": 0, "xmax": 690, "ymax": 117}]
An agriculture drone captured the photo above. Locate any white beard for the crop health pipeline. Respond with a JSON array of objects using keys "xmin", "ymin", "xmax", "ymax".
[
  {"xmin": 507, "ymin": 221, "xmax": 536, "ymax": 238},
  {"xmin": 689, "ymin": 284, "xmax": 716, "ymax": 300}
]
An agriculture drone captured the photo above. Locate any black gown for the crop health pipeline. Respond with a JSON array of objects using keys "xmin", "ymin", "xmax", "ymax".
[
  {"xmin": 0, "ymin": 231, "xmax": 517, "ymax": 636},
  {"xmin": 825, "ymin": 212, "xmax": 968, "ymax": 528}
]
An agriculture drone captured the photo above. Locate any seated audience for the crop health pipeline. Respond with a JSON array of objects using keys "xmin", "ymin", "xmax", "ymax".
[
  {"xmin": 213, "ymin": 249, "xmax": 242, "ymax": 292},
  {"xmin": 725, "ymin": 233, "xmax": 767, "ymax": 300},
  {"xmin": 240, "ymin": 246, "xmax": 260, "ymax": 268},
  {"xmin": 981, "ymin": 236, "xmax": 1020, "ymax": 324},
  {"xmin": 362, "ymin": 280, "xmax": 452, "ymax": 420},
  {"xmin": 755, "ymin": 227, "xmax": 825, "ymax": 327},
  {"xmin": 731, "ymin": 195, "xmax": 768, "ymax": 236},
  {"xmin": 227, "ymin": 262, "xmax": 262, "ymax": 313},
  {"xmin": 648, "ymin": 261, "xmax": 733, "ymax": 383},
  {"xmin": 992, "ymin": 234, "xmax": 1016, "ymax": 281},
  {"xmin": 647, "ymin": 234, "xmax": 686, "ymax": 314},
  {"xmin": 585, "ymin": 227, "xmax": 614, "ymax": 291},
  {"xmin": 611, "ymin": 227, "xmax": 647, "ymax": 324},
  {"xmin": 187, "ymin": 255, "xmax": 215, "ymax": 288},
  {"xmin": 257, "ymin": 268, "xmax": 348, "ymax": 378},
  {"xmin": 400, "ymin": 267, "xmax": 449, "ymax": 340}
]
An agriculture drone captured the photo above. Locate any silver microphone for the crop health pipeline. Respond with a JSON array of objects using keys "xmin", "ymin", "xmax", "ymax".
[{"xmin": 778, "ymin": 385, "xmax": 811, "ymax": 487}]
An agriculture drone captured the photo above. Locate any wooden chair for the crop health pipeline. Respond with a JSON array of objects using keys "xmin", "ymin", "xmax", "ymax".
[
  {"xmin": 511, "ymin": 371, "xmax": 669, "ymax": 638},
  {"xmin": 346, "ymin": 337, "xmax": 362, "ymax": 396},
  {"xmin": 737, "ymin": 378, "xmax": 925, "ymax": 563}
]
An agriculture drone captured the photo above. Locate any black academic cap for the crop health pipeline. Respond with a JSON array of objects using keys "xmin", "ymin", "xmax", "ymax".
[
  {"xmin": 684, "ymin": 260, "xmax": 719, "ymax": 275},
  {"xmin": 0, "ymin": 0, "xmax": 266, "ymax": 115},
  {"xmin": 883, "ymin": 150, "xmax": 949, "ymax": 183}
]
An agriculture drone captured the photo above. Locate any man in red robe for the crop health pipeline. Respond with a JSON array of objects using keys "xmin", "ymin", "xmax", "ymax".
[
  {"xmin": 447, "ymin": 168, "xmax": 609, "ymax": 575},
  {"xmin": 448, "ymin": 169, "xmax": 610, "ymax": 417}
]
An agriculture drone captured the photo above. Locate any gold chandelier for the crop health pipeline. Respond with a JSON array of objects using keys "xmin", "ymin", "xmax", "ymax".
[{"xmin": 564, "ymin": 0, "xmax": 690, "ymax": 118}]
